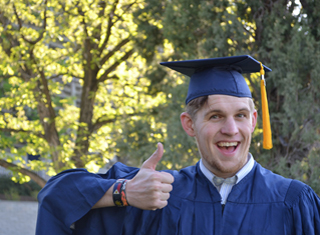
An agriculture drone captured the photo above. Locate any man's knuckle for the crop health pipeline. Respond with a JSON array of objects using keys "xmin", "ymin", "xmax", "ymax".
[
  {"xmin": 149, "ymin": 172, "xmax": 161, "ymax": 181},
  {"xmin": 149, "ymin": 183, "xmax": 160, "ymax": 191}
]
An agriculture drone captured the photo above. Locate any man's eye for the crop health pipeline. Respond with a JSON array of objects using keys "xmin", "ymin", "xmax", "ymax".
[
  {"xmin": 237, "ymin": 113, "xmax": 246, "ymax": 118},
  {"xmin": 210, "ymin": 115, "xmax": 219, "ymax": 119}
]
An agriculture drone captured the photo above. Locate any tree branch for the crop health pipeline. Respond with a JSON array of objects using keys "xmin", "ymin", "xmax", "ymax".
[
  {"xmin": 0, "ymin": 127, "xmax": 45, "ymax": 139},
  {"xmin": 76, "ymin": 1, "xmax": 89, "ymax": 38},
  {"xmin": 98, "ymin": 0, "xmax": 120, "ymax": 55},
  {"xmin": 0, "ymin": 159, "xmax": 47, "ymax": 188},
  {"xmin": 100, "ymin": 37, "xmax": 131, "ymax": 66},
  {"xmin": 241, "ymin": 23, "xmax": 255, "ymax": 38},
  {"xmin": 47, "ymin": 73, "xmax": 83, "ymax": 80},
  {"xmin": 13, "ymin": 0, "xmax": 48, "ymax": 45},
  {"xmin": 30, "ymin": 56, "xmax": 63, "ymax": 171},
  {"xmin": 90, "ymin": 117, "xmax": 115, "ymax": 133},
  {"xmin": 59, "ymin": 2, "xmax": 78, "ymax": 17},
  {"xmin": 0, "ymin": 13, "xmax": 20, "ymax": 56},
  {"xmin": 92, "ymin": 1, "xmax": 107, "ymax": 43},
  {"xmin": 36, "ymin": 65, "xmax": 57, "ymax": 121},
  {"xmin": 0, "ymin": 74, "xmax": 19, "ymax": 79},
  {"xmin": 91, "ymin": 112, "xmax": 143, "ymax": 133},
  {"xmin": 98, "ymin": 48, "xmax": 134, "ymax": 82},
  {"xmin": 98, "ymin": 0, "xmax": 137, "ymax": 56}
]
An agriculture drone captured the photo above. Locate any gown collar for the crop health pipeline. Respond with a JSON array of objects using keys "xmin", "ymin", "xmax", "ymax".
[{"xmin": 199, "ymin": 153, "xmax": 255, "ymax": 187}]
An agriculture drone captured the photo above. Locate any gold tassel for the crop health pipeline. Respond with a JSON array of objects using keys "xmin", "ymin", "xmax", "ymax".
[{"xmin": 260, "ymin": 62, "xmax": 273, "ymax": 149}]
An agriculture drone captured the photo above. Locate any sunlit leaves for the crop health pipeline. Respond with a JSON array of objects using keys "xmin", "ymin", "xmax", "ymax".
[
  {"xmin": 0, "ymin": 0, "xmax": 171, "ymax": 185},
  {"xmin": 4, "ymin": 0, "xmax": 319, "ymax": 195}
]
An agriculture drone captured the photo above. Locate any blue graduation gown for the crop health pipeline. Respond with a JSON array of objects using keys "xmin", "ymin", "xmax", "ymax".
[{"xmin": 36, "ymin": 161, "xmax": 320, "ymax": 235}]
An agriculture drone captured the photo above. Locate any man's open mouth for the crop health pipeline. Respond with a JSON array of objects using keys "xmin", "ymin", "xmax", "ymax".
[{"xmin": 217, "ymin": 142, "xmax": 238, "ymax": 152}]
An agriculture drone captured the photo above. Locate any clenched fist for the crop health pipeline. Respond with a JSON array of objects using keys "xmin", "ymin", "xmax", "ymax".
[{"xmin": 125, "ymin": 143, "xmax": 174, "ymax": 210}]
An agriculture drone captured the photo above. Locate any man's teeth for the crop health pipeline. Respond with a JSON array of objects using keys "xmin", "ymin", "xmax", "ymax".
[{"xmin": 218, "ymin": 142, "xmax": 238, "ymax": 147}]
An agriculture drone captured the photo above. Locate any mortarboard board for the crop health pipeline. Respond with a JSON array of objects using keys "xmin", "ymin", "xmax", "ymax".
[
  {"xmin": 160, "ymin": 55, "xmax": 273, "ymax": 149},
  {"xmin": 160, "ymin": 55, "xmax": 271, "ymax": 104}
]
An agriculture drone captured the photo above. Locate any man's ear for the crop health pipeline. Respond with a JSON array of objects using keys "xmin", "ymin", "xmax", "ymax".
[
  {"xmin": 180, "ymin": 112, "xmax": 196, "ymax": 137},
  {"xmin": 251, "ymin": 109, "xmax": 258, "ymax": 133}
]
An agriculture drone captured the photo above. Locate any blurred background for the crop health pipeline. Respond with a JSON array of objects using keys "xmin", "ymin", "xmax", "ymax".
[{"xmin": 0, "ymin": 0, "xmax": 320, "ymax": 232}]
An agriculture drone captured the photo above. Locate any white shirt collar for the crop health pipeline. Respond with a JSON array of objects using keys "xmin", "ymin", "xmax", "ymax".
[{"xmin": 199, "ymin": 153, "xmax": 254, "ymax": 185}]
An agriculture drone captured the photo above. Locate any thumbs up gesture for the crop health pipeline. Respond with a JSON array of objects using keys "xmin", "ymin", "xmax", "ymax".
[{"xmin": 126, "ymin": 143, "xmax": 174, "ymax": 210}]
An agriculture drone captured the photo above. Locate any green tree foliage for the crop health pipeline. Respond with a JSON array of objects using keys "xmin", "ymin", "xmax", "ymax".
[
  {"xmin": 0, "ymin": 0, "xmax": 168, "ymax": 187},
  {"xmin": 232, "ymin": 0, "xmax": 320, "ymax": 193},
  {"xmin": 115, "ymin": 0, "xmax": 320, "ymax": 193},
  {"xmin": 1, "ymin": 0, "xmax": 319, "ymax": 195}
]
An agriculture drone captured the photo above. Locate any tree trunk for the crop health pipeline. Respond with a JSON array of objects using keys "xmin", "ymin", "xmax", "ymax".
[{"xmin": 72, "ymin": 36, "xmax": 99, "ymax": 167}]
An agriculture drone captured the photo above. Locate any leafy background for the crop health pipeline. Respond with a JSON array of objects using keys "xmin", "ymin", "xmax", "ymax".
[{"xmin": 0, "ymin": 0, "xmax": 319, "ymax": 195}]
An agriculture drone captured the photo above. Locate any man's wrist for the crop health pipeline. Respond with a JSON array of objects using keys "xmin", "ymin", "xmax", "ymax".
[{"xmin": 113, "ymin": 179, "xmax": 130, "ymax": 207}]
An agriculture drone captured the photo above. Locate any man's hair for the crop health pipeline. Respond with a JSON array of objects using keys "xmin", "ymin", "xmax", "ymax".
[
  {"xmin": 186, "ymin": 96, "xmax": 209, "ymax": 120},
  {"xmin": 186, "ymin": 95, "xmax": 255, "ymax": 120}
]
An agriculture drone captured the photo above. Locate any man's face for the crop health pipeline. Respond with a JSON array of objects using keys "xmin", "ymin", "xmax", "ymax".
[{"xmin": 181, "ymin": 95, "xmax": 257, "ymax": 178}]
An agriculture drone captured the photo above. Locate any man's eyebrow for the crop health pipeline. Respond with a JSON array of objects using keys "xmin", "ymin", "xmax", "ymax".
[
  {"xmin": 204, "ymin": 109, "xmax": 223, "ymax": 116},
  {"xmin": 238, "ymin": 108, "xmax": 251, "ymax": 112},
  {"xmin": 204, "ymin": 107, "xmax": 251, "ymax": 116}
]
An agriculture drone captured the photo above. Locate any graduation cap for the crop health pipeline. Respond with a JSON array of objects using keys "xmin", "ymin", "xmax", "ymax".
[{"xmin": 160, "ymin": 55, "xmax": 273, "ymax": 150}]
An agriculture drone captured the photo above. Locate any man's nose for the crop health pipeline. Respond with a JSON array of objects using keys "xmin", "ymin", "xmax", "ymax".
[{"xmin": 221, "ymin": 117, "xmax": 239, "ymax": 136}]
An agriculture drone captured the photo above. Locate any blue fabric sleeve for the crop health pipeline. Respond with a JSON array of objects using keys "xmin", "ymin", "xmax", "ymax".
[
  {"xmin": 36, "ymin": 164, "xmax": 139, "ymax": 235},
  {"xmin": 285, "ymin": 180, "xmax": 320, "ymax": 234}
]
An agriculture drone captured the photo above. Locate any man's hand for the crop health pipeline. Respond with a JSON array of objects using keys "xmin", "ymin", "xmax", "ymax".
[{"xmin": 126, "ymin": 143, "xmax": 174, "ymax": 210}]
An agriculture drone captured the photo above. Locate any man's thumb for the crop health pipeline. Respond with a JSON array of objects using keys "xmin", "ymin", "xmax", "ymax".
[{"xmin": 141, "ymin": 143, "xmax": 163, "ymax": 170}]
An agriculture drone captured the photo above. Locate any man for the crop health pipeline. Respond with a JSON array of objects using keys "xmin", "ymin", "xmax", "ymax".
[{"xmin": 36, "ymin": 55, "xmax": 320, "ymax": 235}]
